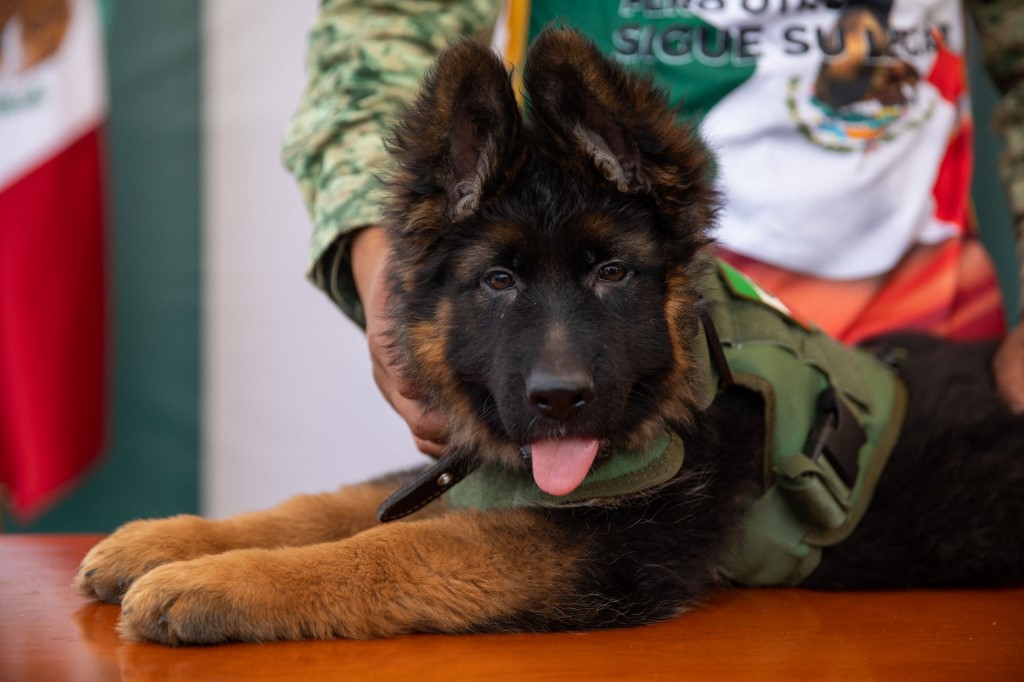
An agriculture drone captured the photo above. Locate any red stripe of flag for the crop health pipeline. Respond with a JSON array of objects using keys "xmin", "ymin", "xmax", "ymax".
[
  {"xmin": 926, "ymin": 27, "xmax": 972, "ymax": 232},
  {"xmin": 0, "ymin": 126, "xmax": 107, "ymax": 520}
]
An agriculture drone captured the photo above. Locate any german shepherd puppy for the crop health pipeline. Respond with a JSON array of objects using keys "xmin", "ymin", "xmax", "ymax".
[{"xmin": 76, "ymin": 30, "xmax": 1024, "ymax": 645}]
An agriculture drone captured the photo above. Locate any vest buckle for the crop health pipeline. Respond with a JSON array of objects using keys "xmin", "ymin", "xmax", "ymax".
[{"xmin": 803, "ymin": 387, "xmax": 866, "ymax": 488}]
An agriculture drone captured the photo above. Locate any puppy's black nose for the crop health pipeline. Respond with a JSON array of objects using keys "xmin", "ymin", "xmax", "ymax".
[{"xmin": 526, "ymin": 369, "xmax": 595, "ymax": 421}]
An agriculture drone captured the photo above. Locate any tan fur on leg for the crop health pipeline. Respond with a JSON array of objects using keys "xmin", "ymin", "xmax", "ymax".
[
  {"xmin": 75, "ymin": 476, "xmax": 442, "ymax": 604},
  {"xmin": 118, "ymin": 508, "xmax": 583, "ymax": 644}
]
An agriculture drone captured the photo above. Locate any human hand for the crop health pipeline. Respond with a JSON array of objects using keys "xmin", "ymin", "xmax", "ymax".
[
  {"xmin": 351, "ymin": 227, "xmax": 449, "ymax": 455},
  {"xmin": 993, "ymin": 320, "xmax": 1024, "ymax": 414}
]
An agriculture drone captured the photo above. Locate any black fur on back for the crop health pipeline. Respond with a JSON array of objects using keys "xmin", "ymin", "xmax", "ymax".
[{"xmin": 807, "ymin": 335, "xmax": 1024, "ymax": 588}]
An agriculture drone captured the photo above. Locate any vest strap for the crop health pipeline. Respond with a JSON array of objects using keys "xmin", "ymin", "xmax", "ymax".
[{"xmin": 697, "ymin": 300, "xmax": 734, "ymax": 392}]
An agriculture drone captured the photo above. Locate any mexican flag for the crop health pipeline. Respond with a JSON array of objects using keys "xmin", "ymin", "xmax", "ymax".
[{"xmin": 0, "ymin": 0, "xmax": 107, "ymax": 520}]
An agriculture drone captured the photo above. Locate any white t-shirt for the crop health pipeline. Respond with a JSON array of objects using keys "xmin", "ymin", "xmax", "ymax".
[{"xmin": 522, "ymin": 0, "xmax": 971, "ymax": 280}]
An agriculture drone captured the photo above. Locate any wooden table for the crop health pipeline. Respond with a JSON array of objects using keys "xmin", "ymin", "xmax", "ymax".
[{"xmin": 2, "ymin": 534, "xmax": 1022, "ymax": 681}]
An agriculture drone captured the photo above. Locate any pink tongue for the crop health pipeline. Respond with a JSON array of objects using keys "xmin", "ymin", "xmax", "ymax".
[{"xmin": 530, "ymin": 437, "xmax": 600, "ymax": 496}]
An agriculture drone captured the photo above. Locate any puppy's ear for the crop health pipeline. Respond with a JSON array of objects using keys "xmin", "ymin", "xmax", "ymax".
[
  {"xmin": 524, "ymin": 29, "xmax": 712, "ymax": 203},
  {"xmin": 386, "ymin": 41, "xmax": 522, "ymax": 226}
]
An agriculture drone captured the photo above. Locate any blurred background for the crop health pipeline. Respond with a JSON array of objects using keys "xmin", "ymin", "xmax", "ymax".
[
  {"xmin": 0, "ymin": 2, "xmax": 1016, "ymax": 532},
  {"xmin": 2, "ymin": 1, "xmax": 417, "ymax": 532}
]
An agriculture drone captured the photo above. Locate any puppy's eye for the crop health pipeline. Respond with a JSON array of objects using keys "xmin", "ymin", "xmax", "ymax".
[
  {"xmin": 484, "ymin": 270, "xmax": 516, "ymax": 291},
  {"xmin": 597, "ymin": 263, "xmax": 629, "ymax": 283}
]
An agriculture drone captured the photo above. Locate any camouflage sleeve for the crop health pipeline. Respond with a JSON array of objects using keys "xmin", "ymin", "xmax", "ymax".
[
  {"xmin": 968, "ymin": 0, "xmax": 1024, "ymax": 318},
  {"xmin": 282, "ymin": 0, "xmax": 500, "ymax": 326}
]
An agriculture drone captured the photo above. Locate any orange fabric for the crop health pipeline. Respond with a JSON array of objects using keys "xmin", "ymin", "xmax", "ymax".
[{"xmin": 718, "ymin": 238, "xmax": 1006, "ymax": 345}]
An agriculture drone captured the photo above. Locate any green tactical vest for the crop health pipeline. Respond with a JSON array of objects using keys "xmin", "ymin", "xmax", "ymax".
[{"xmin": 444, "ymin": 261, "xmax": 908, "ymax": 587}]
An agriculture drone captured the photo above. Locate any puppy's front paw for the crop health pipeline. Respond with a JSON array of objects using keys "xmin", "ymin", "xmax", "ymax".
[
  {"xmin": 117, "ymin": 549, "xmax": 319, "ymax": 645},
  {"xmin": 118, "ymin": 560, "xmax": 235, "ymax": 645},
  {"xmin": 75, "ymin": 515, "xmax": 222, "ymax": 604}
]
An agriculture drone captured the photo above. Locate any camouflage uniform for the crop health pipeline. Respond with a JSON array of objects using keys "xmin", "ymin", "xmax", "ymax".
[
  {"xmin": 281, "ymin": 0, "xmax": 498, "ymax": 327},
  {"xmin": 282, "ymin": 0, "xmax": 1024, "ymax": 327}
]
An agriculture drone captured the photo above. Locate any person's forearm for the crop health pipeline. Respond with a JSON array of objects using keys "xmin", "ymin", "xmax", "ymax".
[{"xmin": 351, "ymin": 226, "xmax": 390, "ymax": 311}]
